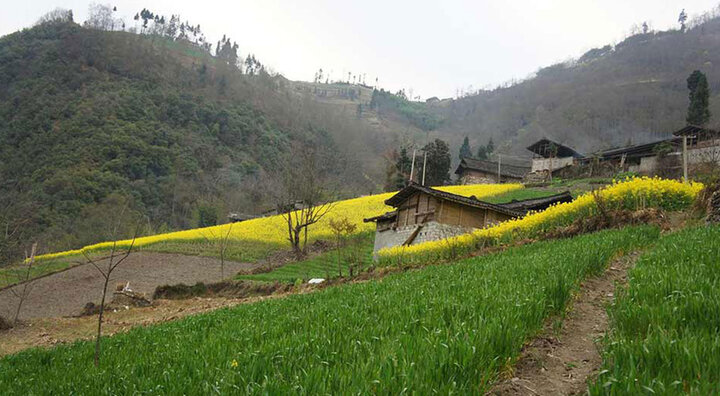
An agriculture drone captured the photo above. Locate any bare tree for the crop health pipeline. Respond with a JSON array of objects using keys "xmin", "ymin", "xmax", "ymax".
[
  {"xmin": 84, "ymin": 3, "xmax": 121, "ymax": 31},
  {"xmin": 269, "ymin": 147, "xmax": 337, "ymax": 257},
  {"xmin": 6, "ymin": 243, "xmax": 38, "ymax": 324},
  {"xmin": 82, "ymin": 227, "xmax": 137, "ymax": 367},
  {"xmin": 328, "ymin": 217, "xmax": 356, "ymax": 277},
  {"xmin": 35, "ymin": 8, "xmax": 73, "ymax": 25},
  {"xmin": 201, "ymin": 222, "xmax": 234, "ymax": 280}
]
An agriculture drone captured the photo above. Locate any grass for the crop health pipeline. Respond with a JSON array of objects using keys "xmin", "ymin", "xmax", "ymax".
[
  {"xmin": 238, "ymin": 233, "xmax": 375, "ymax": 283},
  {"xmin": 590, "ymin": 225, "xmax": 720, "ymax": 395},
  {"xmin": 0, "ymin": 259, "xmax": 76, "ymax": 289},
  {"xmin": 0, "ymin": 226, "xmax": 659, "ymax": 394}
]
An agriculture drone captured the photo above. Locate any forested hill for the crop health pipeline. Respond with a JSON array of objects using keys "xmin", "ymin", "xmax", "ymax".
[
  {"xmin": 426, "ymin": 11, "xmax": 720, "ymax": 156},
  {"xmin": 0, "ymin": 21, "xmax": 395, "ymax": 258}
]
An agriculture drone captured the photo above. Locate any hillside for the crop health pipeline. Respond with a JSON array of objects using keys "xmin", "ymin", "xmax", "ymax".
[
  {"xmin": 0, "ymin": 21, "xmax": 407, "ymax": 260},
  {"xmin": 389, "ymin": 12, "xmax": 720, "ymax": 159}
]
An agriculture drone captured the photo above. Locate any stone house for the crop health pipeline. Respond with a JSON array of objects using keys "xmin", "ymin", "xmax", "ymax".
[
  {"xmin": 454, "ymin": 157, "xmax": 530, "ymax": 184},
  {"xmin": 526, "ymin": 138, "xmax": 584, "ymax": 181},
  {"xmin": 363, "ymin": 184, "xmax": 573, "ymax": 256}
]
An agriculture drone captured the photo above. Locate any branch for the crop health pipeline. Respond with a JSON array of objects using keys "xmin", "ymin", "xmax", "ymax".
[
  {"xmin": 83, "ymin": 250, "xmax": 108, "ymax": 279},
  {"xmin": 110, "ymin": 234, "xmax": 137, "ymax": 273}
]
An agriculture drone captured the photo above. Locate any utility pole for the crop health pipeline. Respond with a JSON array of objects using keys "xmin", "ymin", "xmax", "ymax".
[
  {"xmin": 409, "ymin": 149, "xmax": 416, "ymax": 184},
  {"xmin": 422, "ymin": 151, "xmax": 428, "ymax": 186},
  {"xmin": 497, "ymin": 154, "xmax": 502, "ymax": 183},
  {"xmin": 682, "ymin": 135, "xmax": 688, "ymax": 183}
]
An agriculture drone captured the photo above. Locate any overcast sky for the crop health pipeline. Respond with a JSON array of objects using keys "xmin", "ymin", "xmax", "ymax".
[{"xmin": 2, "ymin": 0, "xmax": 719, "ymax": 98}]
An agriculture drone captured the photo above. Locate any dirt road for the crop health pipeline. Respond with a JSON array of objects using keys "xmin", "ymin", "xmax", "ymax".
[
  {"xmin": 491, "ymin": 252, "xmax": 639, "ymax": 395},
  {"xmin": 0, "ymin": 253, "xmax": 259, "ymax": 320}
]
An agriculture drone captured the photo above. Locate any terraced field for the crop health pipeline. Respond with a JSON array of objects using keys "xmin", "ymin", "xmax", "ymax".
[
  {"xmin": 0, "ymin": 227, "xmax": 657, "ymax": 394},
  {"xmin": 591, "ymin": 225, "xmax": 720, "ymax": 394}
]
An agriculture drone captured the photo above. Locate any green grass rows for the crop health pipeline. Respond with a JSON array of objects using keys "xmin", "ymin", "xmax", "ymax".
[
  {"xmin": 0, "ymin": 226, "xmax": 658, "ymax": 394},
  {"xmin": 590, "ymin": 225, "xmax": 720, "ymax": 395},
  {"xmin": 238, "ymin": 234, "xmax": 375, "ymax": 283}
]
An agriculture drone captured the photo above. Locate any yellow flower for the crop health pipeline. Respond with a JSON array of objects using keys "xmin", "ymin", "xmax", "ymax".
[
  {"xmin": 34, "ymin": 183, "xmax": 524, "ymax": 262},
  {"xmin": 378, "ymin": 177, "xmax": 703, "ymax": 263},
  {"xmin": 231, "ymin": 359, "xmax": 238, "ymax": 368}
]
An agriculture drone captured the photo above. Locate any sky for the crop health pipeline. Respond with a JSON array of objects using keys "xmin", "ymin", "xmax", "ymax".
[{"xmin": 2, "ymin": 0, "xmax": 719, "ymax": 99}]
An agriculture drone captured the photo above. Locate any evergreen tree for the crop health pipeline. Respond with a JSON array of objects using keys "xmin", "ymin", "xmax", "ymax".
[
  {"xmin": 394, "ymin": 147, "xmax": 412, "ymax": 189},
  {"xmin": 476, "ymin": 145, "xmax": 488, "ymax": 160},
  {"xmin": 421, "ymin": 139, "xmax": 451, "ymax": 186},
  {"xmin": 679, "ymin": 9, "xmax": 688, "ymax": 32},
  {"xmin": 486, "ymin": 138, "xmax": 495, "ymax": 156},
  {"xmin": 687, "ymin": 70, "xmax": 711, "ymax": 126},
  {"xmin": 459, "ymin": 136, "xmax": 472, "ymax": 159}
]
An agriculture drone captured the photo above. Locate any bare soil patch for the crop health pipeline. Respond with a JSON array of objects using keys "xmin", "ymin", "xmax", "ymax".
[
  {"xmin": 0, "ymin": 252, "xmax": 260, "ymax": 320},
  {"xmin": 490, "ymin": 252, "xmax": 640, "ymax": 395},
  {"xmin": 153, "ymin": 280, "xmax": 293, "ymax": 300}
]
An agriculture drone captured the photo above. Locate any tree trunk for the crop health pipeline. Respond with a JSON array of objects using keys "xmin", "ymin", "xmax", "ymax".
[
  {"xmin": 13, "ymin": 292, "xmax": 24, "ymax": 324},
  {"xmin": 95, "ymin": 275, "xmax": 110, "ymax": 367}
]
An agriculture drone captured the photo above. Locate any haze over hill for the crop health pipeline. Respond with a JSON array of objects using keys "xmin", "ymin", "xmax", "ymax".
[{"xmin": 5, "ymin": 4, "xmax": 720, "ymax": 259}]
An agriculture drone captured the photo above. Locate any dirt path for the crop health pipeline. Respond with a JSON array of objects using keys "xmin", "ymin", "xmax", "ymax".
[
  {"xmin": 491, "ymin": 252, "xmax": 639, "ymax": 396},
  {"xmin": 0, "ymin": 253, "xmax": 260, "ymax": 320}
]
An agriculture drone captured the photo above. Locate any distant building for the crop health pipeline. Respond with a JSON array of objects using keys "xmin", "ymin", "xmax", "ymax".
[
  {"xmin": 527, "ymin": 138, "xmax": 583, "ymax": 171},
  {"xmin": 454, "ymin": 157, "xmax": 530, "ymax": 184},
  {"xmin": 673, "ymin": 125, "xmax": 720, "ymax": 165},
  {"xmin": 363, "ymin": 183, "xmax": 573, "ymax": 257},
  {"xmin": 590, "ymin": 138, "xmax": 681, "ymax": 175},
  {"xmin": 526, "ymin": 138, "xmax": 584, "ymax": 181}
]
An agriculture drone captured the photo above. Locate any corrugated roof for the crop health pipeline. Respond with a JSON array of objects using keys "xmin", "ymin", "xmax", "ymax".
[
  {"xmin": 673, "ymin": 124, "xmax": 720, "ymax": 137},
  {"xmin": 496, "ymin": 191, "xmax": 573, "ymax": 214},
  {"xmin": 455, "ymin": 157, "xmax": 530, "ymax": 179},
  {"xmin": 384, "ymin": 183, "xmax": 524, "ymax": 217},
  {"xmin": 363, "ymin": 211, "xmax": 397, "ymax": 223},
  {"xmin": 527, "ymin": 138, "xmax": 584, "ymax": 158}
]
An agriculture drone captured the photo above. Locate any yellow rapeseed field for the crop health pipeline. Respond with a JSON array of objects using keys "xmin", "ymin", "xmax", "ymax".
[
  {"xmin": 378, "ymin": 177, "xmax": 703, "ymax": 263},
  {"xmin": 35, "ymin": 183, "xmax": 523, "ymax": 262}
]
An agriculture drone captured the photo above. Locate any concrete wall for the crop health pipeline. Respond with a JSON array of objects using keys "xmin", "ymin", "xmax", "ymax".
[
  {"xmin": 688, "ymin": 145, "xmax": 720, "ymax": 164},
  {"xmin": 531, "ymin": 157, "xmax": 574, "ymax": 172}
]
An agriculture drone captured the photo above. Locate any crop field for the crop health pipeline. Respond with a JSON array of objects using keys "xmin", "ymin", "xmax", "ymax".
[
  {"xmin": 4, "ymin": 184, "xmax": 521, "ymax": 288},
  {"xmin": 33, "ymin": 183, "xmax": 521, "ymax": 263},
  {"xmin": 237, "ymin": 233, "xmax": 375, "ymax": 283},
  {"xmin": 379, "ymin": 177, "xmax": 702, "ymax": 264},
  {"xmin": 0, "ymin": 226, "xmax": 658, "ymax": 394},
  {"xmin": 590, "ymin": 225, "xmax": 720, "ymax": 395}
]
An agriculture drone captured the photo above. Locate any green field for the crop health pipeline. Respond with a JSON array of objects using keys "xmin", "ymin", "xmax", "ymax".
[
  {"xmin": 590, "ymin": 225, "xmax": 720, "ymax": 395},
  {"xmin": 482, "ymin": 187, "xmax": 569, "ymax": 204},
  {"xmin": 238, "ymin": 233, "xmax": 375, "ymax": 283},
  {"xmin": 0, "ymin": 226, "xmax": 658, "ymax": 394}
]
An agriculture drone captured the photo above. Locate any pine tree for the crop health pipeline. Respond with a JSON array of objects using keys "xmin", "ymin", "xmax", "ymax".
[
  {"xmin": 459, "ymin": 136, "xmax": 472, "ymax": 160},
  {"xmin": 687, "ymin": 70, "xmax": 711, "ymax": 126},
  {"xmin": 422, "ymin": 139, "xmax": 451, "ymax": 186},
  {"xmin": 394, "ymin": 147, "xmax": 412, "ymax": 189},
  {"xmin": 476, "ymin": 145, "xmax": 488, "ymax": 160},
  {"xmin": 486, "ymin": 138, "xmax": 495, "ymax": 156},
  {"xmin": 678, "ymin": 9, "xmax": 688, "ymax": 32}
]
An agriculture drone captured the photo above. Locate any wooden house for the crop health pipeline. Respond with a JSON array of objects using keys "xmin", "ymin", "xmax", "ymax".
[
  {"xmin": 364, "ymin": 184, "xmax": 570, "ymax": 256},
  {"xmin": 527, "ymin": 138, "xmax": 583, "ymax": 171},
  {"xmin": 454, "ymin": 157, "xmax": 530, "ymax": 184}
]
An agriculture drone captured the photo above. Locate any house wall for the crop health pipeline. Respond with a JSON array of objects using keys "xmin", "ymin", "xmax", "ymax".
[
  {"xmin": 373, "ymin": 192, "xmax": 516, "ymax": 257},
  {"xmin": 372, "ymin": 221, "xmax": 474, "ymax": 257},
  {"xmin": 688, "ymin": 145, "xmax": 720, "ymax": 164},
  {"xmin": 459, "ymin": 170, "xmax": 523, "ymax": 185},
  {"xmin": 531, "ymin": 157, "xmax": 574, "ymax": 172},
  {"xmin": 394, "ymin": 192, "xmax": 439, "ymax": 228}
]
